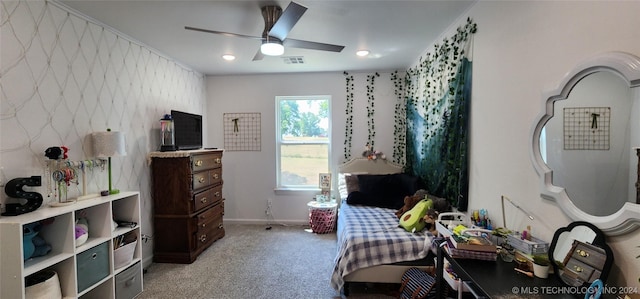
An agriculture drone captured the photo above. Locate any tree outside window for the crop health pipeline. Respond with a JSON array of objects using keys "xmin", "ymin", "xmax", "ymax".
[{"xmin": 276, "ymin": 96, "xmax": 330, "ymax": 189}]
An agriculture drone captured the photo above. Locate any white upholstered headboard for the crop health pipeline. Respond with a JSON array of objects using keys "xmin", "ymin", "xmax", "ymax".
[{"xmin": 338, "ymin": 158, "xmax": 403, "ymax": 174}]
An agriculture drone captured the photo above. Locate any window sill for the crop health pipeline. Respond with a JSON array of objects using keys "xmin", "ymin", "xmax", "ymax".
[{"xmin": 273, "ymin": 188, "xmax": 321, "ymax": 196}]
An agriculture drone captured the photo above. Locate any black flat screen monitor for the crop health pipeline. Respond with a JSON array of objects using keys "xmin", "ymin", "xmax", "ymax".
[{"xmin": 171, "ymin": 110, "xmax": 202, "ymax": 150}]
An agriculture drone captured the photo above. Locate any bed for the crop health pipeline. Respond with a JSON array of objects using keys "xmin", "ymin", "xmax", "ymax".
[{"xmin": 330, "ymin": 158, "xmax": 438, "ymax": 295}]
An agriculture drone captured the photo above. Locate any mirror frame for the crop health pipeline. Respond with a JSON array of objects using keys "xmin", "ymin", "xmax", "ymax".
[
  {"xmin": 531, "ymin": 51, "xmax": 640, "ymax": 236},
  {"xmin": 548, "ymin": 221, "xmax": 613, "ymax": 286}
]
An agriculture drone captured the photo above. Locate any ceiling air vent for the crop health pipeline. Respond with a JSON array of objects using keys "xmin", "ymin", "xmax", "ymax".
[{"xmin": 282, "ymin": 56, "xmax": 305, "ymax": 64}]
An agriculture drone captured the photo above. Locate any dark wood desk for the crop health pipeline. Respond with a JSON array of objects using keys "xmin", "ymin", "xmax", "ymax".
[{"xmin": 435, "ymin": 242, "xmax": 581, "ymax": 298}]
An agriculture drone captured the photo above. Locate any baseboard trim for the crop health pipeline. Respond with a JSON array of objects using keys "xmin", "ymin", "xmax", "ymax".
[{"xmin": 224, "ymin": 218, "xmax": 307, "ymax": 226}]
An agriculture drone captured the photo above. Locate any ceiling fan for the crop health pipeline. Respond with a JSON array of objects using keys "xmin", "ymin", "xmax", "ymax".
[{"xmin": 185, "ymin": 1, "xmax": 345, "ymax": 61}]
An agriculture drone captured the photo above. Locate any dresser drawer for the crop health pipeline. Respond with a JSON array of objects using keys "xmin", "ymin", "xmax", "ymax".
[
  {"xmin": 192, "ymin": 169, "xmax": 223, "ymax": 191},
  {"xmin": 193, "ymin": 185, "xmax": 222, "ymax": 212},
  {"xmin": 196, "ymin": 201, "xmax": 224, "ymax": 226},
  {"xmin": 570, "ymin": 241, "xmax": 606, "ymax": 269},
  {"xmin": 192, "ymin": 171, "xmax": 211, "ymax": 191},
  {"xmin": 191, "ymin": 153, "xmax": 222, "ymax": 172},
  {"xmin": 196, "ymin": 215, "xmax": 223, "ymax": 242},
  {"xmin": 194, "ymin": 211, "xmax": 224, "ymax": 248},
  {"xmin": 564, "ymin": 258, "xmax": 596, "ymax": 283},
  {"xmin": 209, "ymin": 167, "xmax": 222, "ymax": 185}
]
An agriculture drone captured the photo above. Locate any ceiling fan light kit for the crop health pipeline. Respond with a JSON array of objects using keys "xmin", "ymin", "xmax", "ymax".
[
  {"xmin": 261, "ymin": 38, "xmax": 285, "ymax": 56},
  {"xmin": 185, "ymin": 1, "xmax": 344, "ymax": 61}
]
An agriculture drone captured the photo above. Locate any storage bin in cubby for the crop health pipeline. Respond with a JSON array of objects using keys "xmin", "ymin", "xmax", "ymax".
[
  {"xmin": 114, "ymin": 240, "xmax": 137, "ymax": 270},
  {"xmin": 115, "ymin": 262, "xmax": 142, "ymax": 299},
  {"xmin": 77, "ymin": 242, "xmax": 110, "ymax": 293}
]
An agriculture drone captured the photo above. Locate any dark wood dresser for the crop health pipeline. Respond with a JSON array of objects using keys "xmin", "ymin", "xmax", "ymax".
[{"xmin": 150, "ymin": 149, "xmax": 225, "ymax": 264}]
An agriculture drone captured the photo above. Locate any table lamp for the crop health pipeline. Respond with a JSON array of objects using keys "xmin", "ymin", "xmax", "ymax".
[
  {"xmin": 92, "ymin": 129, "xmax": 127, "ymax": 194},
  {"xmin": 501, "ymin": 195, "xmax": 534, "ymax": 229}
]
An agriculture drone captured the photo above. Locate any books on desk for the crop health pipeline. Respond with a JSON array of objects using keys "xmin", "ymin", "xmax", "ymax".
[{"xmin": 444, "ymin": 238, "xmax": 497, "ymax": 261}]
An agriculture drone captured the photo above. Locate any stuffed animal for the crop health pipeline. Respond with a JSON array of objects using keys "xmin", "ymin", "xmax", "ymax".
[
  {"xmin": 31, "ymin": 235, "xmax": 52, "ymax": 257},
  {"xmin": 395, "ymin": 189, "xmax": 453, "ymax": 233},
  {"xmin": 395, "ymin": 189, "xmax": 428, "ymax": 219},
  {"xmin": 421, "ymin": 195, "xmax": 452, "ymax": 234},
  {"xmin": 399, "ymin": 199, "xmax": 433, "ymax": 233},
  {"xmin": 23, "ymin": 222, "xmax": 52, "ymax": 260},
  {"xmin": 75, "ymin": 218, "xmax": 89, "ymax": 247}
]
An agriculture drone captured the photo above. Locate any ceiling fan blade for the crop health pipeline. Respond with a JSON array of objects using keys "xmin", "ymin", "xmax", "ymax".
[
  {"xmin": 252, "ymin": 49, "xmax": 264, "ymax": 61},
  {"xmin": 284, "ymin": 38, "xmax": 345, "ymax": 53},
  {"xmin": 268, "ymin": 1, "xmax": 307, "ymax": 41},
  {"xmin": 185, "ymin": 26, "xmax": 262, "ymax": 40}
]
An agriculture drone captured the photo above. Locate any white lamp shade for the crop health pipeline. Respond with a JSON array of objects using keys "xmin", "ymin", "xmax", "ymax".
[{"xmin": 92, "ymin": 131, "xmax": 127, "ymax": 157}]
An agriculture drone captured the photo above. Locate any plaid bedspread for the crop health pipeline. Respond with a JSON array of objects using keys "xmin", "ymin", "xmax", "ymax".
[{"xmin": 330, "ymin": 202, "xmax": 435, "ymax": 292}]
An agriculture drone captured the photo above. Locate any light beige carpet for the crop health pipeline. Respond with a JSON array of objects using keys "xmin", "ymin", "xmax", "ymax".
[{"xmin": 138, "ymin": 224, "xmax": 398, "ymax": 299}]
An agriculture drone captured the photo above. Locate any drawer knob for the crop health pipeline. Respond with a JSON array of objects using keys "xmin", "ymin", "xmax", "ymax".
[
  {"xmin": 92, "ymin": 253, "xmax": 98, "ymax": 259},
  {"xmin": 574, "ymin": 266, "xmax": 583, "ymax": 272},
  {"xmin": 198, "ymin": 177, "xmax": 206, "ymax": 184},
  {"xmin": 215, "ymin": 158, "xmax": 221, "ymax": 164},
  {"xmin": 200, "ymin": 197, "xmax": 207, "ymax": 203},
  {"xmin": 201, "ymin": 223, "xmax": 206, "ymax": 228},
  {"xmin": 200, "ymin": 235, "xmax": 207, "ymax": 242},
  {"xmin": 213, "ymin": 173, "xmax": 219, "ymax": 179},
  {"xmin": 577, "ymin": 249, "xmax": 590, "ymax": 257},
  {"xmin": 195, "ymin": 160, "xmax": 203, "ymax": 167},
  {"xmin": 215, "ymin": 191, "xmax": 220, "ymax": 197},
  {"xmin": 218, "ymin": 223, "xmax": 224, "ymax": 229}
]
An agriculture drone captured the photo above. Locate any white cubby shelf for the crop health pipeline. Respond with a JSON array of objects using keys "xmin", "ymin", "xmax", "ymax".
[{"xmin": 0, "ymin": 191, "xmax": 143, "ymax": 299}]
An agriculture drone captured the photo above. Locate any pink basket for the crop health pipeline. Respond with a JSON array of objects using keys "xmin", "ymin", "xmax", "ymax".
[{"xmin": 309, "ymin": 208, "xmax": 337, "ymax": 234}]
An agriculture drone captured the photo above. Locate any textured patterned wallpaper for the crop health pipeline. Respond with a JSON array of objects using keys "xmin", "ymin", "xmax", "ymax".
[{"xmin": 0, "ymin": 0, "xmax": 205, "ymax": 254}]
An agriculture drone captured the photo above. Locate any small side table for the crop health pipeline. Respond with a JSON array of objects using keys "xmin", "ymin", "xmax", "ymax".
[{"xmin": 307, "ymin": 201, "xmax": 338, "ymax": 234}]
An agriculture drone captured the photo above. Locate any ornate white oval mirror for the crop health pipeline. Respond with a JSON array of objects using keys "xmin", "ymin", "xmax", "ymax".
[{"xmin": 531, "ymin": 51, "xmax": 640, "ymax": 236}]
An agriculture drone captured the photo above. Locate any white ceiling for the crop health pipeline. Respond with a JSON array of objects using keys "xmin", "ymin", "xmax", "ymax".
[{"xmin": 57, "ymin": 0, "xmax": 476, "ymax": 76}]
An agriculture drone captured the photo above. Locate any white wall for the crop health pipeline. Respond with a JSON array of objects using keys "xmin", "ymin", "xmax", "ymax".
[
  {"xmin": 206, "ymin": 72, "xmax": 400, "ymax": 224},
  {"xmin": 0, "ymin": 0, "xmax": 206, "ymax": 267},
  {"xmin": 206, "ymin": 1, "xmax": 640, "ymax": 287},
  {"xmin": 458, "ymin": 0, "xmax": 640, "ymax": 288}
]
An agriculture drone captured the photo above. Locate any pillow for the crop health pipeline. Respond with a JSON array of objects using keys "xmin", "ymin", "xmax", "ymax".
[
  {"xmin": 337, "ymin": 172, "xmax": 366, "ymax": 199},
  {"xmin": 345, "ymin": 175, "xmax": 360, "ymax": 194},
  {"xmin": 346, "ymin": 173, "xmax": 424, "ymax": 209}
]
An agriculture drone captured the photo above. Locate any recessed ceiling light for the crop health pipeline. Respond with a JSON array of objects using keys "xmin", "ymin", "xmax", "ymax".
[
  {"xmin": 222, "ymin": 54, "xmax": 236, "ymax": 61},
  {"xmin": 356, "ymin": 50, "xmax": 370, "ymax": 57}
]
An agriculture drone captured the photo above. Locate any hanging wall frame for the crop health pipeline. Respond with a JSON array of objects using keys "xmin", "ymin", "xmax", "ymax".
[{"xmin": 223, "ymin": 112, "xmax": 261, "ymax": 151}]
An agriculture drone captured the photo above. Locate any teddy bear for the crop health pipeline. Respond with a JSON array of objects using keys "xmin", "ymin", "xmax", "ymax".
[
  {"xmin": 422, "ymin": 195, "xmax": 452, "ymax": 233},
  {"xmin": 395, "ymin": 189, "xmax": 429, "ymax": 219}
]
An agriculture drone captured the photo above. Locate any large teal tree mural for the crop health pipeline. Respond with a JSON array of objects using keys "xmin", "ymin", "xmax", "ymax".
[{"xmin": 404, "ymin": 18, "xmax": 477, "ymax": 210}]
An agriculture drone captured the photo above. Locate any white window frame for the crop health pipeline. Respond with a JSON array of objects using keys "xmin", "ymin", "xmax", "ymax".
[{"xmin": 275, "ymin": 95, "xmax": 331, "ymax": 193}]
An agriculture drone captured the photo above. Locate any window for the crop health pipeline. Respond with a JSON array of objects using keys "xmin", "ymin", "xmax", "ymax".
[{"xmin": 276, "ymin": 96, "xmax": 330, "ymax": 190}]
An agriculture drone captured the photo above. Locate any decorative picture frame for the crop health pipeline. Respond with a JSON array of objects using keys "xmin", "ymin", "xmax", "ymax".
[{"xmin": 319, "ymin": 173, "xmax": 331, "ymax": 190}]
